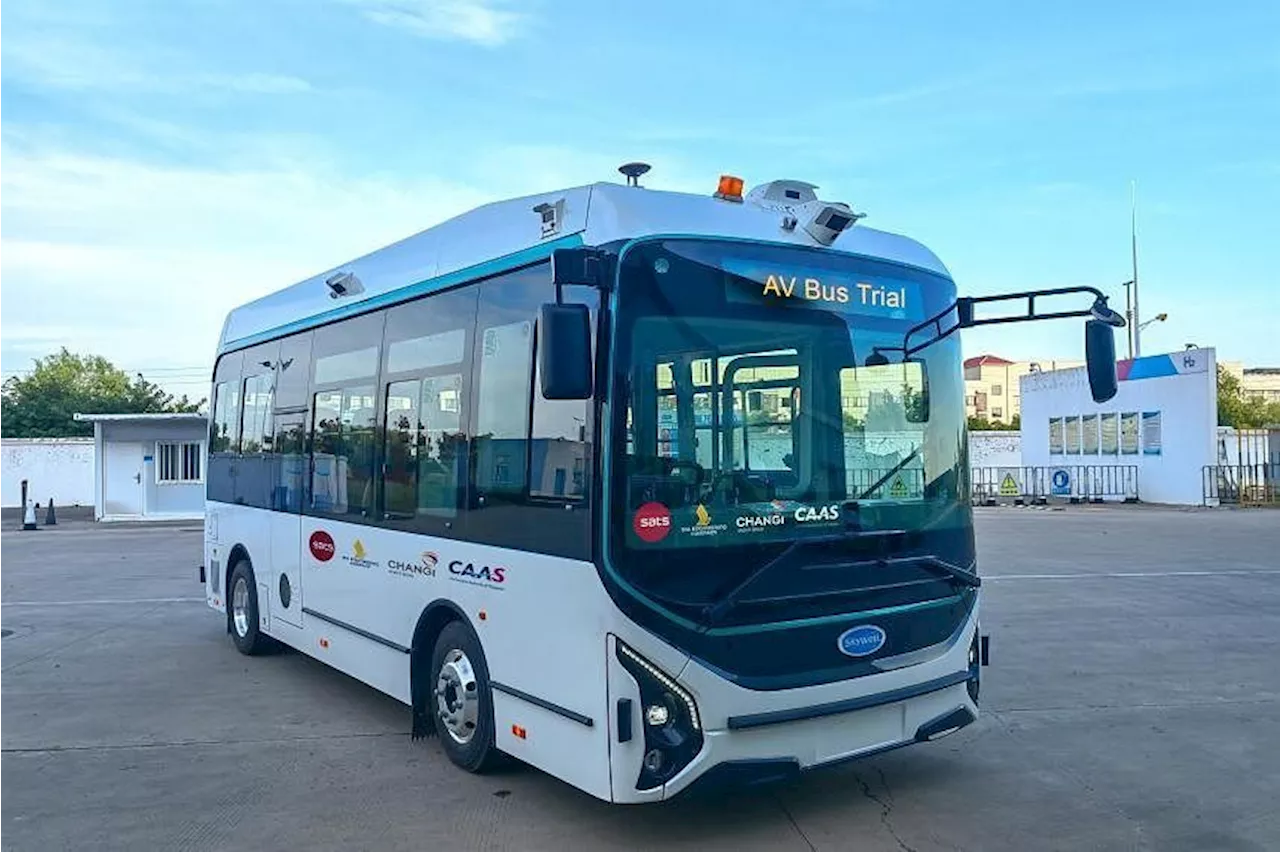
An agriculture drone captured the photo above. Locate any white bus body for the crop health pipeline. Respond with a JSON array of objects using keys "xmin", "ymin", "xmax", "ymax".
[{"xmin": 204, "ymin": 175, "xmax": 984, "ymax": 802}]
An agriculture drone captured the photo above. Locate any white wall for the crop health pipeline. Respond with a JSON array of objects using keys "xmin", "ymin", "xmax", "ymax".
[
  {"xmin": 1, "ymin": 439, "xmax": 96, "ymax": 508},
  {"xmin": 1020, "ymin": 347, "xmax": 1217, "ymax": 505},
  {"xmin": 969, "ymin": 431, "xmax": 1022, "ymax": 469}
]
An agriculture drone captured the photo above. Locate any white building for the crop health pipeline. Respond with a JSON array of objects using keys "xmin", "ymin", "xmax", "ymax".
[
  {"xmin": 1020, "ymin": 348, "xmax": 1218, "ymax": 505},
  {"xmin": 74, "ymin": 413, "xmax": 208, "ymax": 521}
]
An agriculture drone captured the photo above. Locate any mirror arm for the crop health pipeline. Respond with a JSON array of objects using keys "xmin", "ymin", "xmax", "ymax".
[{"xmin": 902, "ymin": 285, "xmax": 1122, "ymax": 357}]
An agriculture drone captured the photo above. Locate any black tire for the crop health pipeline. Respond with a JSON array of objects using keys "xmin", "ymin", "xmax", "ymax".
[
  {"xmin": 431, "ymin": 621, "xmax": 500, "ymax": 773},
  {"xmin": 227, "ymin": 560, "xmax": 276, "ymax": 656}
]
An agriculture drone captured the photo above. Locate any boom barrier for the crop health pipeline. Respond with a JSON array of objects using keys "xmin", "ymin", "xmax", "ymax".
[{"xmin": 971, "ymin": 465, "xmax": 1139, "ymax": 506}]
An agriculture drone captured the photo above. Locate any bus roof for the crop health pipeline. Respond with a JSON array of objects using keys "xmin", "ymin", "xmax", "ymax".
[{"xmin": 218, "ymin": 180, "xmax": 952, "ymax": 354}]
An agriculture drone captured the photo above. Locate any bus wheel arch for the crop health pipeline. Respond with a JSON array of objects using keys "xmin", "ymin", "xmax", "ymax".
[
  {"xmin": 409, "ymin": 599, "xmax": 472, "ymax": 740},
  {"xmin": 224, "ymin": 544, "xmax": 252, "ymax": 631},
  {"xmin": 225, "ymin": 551, "xmax": 277, "ymax": 656}
]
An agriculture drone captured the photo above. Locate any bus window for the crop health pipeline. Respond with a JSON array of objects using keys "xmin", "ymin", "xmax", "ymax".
[
  {"xmin": 383, "ymin": 375, "xmax": 465, "ymax": 521},
  {"xmin": 311, "ymin": 387, "xmax": 376, "ymax": 518}
]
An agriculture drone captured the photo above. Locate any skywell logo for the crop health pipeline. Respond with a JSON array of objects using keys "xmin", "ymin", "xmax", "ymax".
[{"xmin": 837, "ymin": 625, "xmax": 886, "ymax": 657}]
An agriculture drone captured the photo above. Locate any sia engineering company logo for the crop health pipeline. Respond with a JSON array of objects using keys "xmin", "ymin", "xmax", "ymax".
[{"xmin": 343, "ymin": 539, "xmax": 378, "ymax": 569}]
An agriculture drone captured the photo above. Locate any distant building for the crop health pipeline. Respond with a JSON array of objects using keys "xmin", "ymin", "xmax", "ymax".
[
  {"xmin": 964, "ymin": 355, "xmax": 1084, "ymax": 424},
  {"xmin": 1220, "ymin": 362, "xmax": 1280, "ymax": 403}
]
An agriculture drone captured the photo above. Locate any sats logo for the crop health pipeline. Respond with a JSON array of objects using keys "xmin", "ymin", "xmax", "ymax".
[{"xmin": 309, "ymin": 531, "xmax": 335, "ymax": 562}]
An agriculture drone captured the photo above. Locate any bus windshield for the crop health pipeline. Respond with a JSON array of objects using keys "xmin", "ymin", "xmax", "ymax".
[{"xmin": 608, "ymin": 239, "xmax": 971, "ymax": 615}]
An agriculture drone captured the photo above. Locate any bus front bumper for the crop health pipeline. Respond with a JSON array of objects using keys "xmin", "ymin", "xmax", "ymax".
[{"xmin": 667, "ymin": 674, "xmax": 977, "ymax": 799}]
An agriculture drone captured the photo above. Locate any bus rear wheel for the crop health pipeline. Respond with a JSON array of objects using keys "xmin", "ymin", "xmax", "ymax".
[
  {"xmin": 228, "ymin": 560, "xmax": 276, "ymax": 656},
  {"xmin": 431, "ymin": 621, "xmax": 500, "ymax": 772}
]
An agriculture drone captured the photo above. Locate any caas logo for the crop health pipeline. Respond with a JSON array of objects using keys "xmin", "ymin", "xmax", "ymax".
[
  {"xmin": 632, "ymin": 502, "xmax": 672, "ymax": 543},
  {"xmin": 448, "ymin": 560, "xmax": 506, "ymax": 589},
  {"xmin": 309, "ymin": 530, "xmax": 335, "ymax": 562},
  {"xmin": 794, "ymin": 503, "xmax": 842, "ymax": 524}
]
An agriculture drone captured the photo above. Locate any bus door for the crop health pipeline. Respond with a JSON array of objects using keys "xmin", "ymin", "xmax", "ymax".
[{"xmin": 269, "ymin": 410, "xmax": 308, "ymax": 628}]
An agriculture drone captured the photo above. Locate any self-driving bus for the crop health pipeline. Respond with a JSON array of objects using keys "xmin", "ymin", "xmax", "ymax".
[{"xmin": 203, "ymin": 165, "xmax": 1122, "ymax": 802}]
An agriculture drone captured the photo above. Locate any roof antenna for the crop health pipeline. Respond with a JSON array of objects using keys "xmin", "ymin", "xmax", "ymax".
[{"xmin": 618, "ymin": 162, "xmax": 651, "ymax": 187}]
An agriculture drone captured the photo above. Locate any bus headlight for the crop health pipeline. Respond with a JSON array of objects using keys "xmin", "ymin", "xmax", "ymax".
[{"xmin": 617, "ymin": 642, "xmax": 704, "ymax": 790}]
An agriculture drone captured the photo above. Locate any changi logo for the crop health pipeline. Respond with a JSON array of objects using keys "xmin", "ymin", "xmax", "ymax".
[
  {"xmin": 448, "ymin": 560, "xmax": 506, "ymax": 588},
  {"xmin": 388, "ymin": 551, "xmax": 438, "ymax": 578},
  {"xmin": 308, "ymin": 530, "xmax": 335, "ymax": 562},
  {"xmin": 794, "ymin": 503, "xmax": 842, "ymax": 523},
  {"xmin": 838, "ymin": 625, "xmax": 887, "ymax": 657},
  {"xmin": 760, "ymin": 275, "xmax": 908, "ymax": 310},
  {"xmin": 736, "ymin": 513, "xmax": 785, "ymax": 532}
]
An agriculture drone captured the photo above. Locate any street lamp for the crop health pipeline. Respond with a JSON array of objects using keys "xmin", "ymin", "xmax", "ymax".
[
  {"xmin": 1137, "ymin": 312, "xmax": 1168, "ymax": 333},
  {"xmin": 1134, "ymin": 312, "xmax": 1168, "ymax": 355}
]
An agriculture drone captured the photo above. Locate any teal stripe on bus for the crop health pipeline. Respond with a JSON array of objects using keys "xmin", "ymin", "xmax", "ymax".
[{"xmin": 220, "ymin": 232, "xmax": 585, "ymax": 353}]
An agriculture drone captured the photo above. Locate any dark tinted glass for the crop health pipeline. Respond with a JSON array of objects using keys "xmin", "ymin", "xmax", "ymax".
[
  {"xmin": 276, "ymin": 333, "xmax": 313, "ymax": 410},
  {"xmin": 207, "ymin": 351, "xmax": 243, "ymax": 503}
]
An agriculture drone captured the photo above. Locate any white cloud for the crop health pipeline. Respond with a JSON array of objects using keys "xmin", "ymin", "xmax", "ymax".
[
  {"xmin": 0, "ymin": 147, "xmax": 493, "ymax": 383},
  {"xmin": 341, "ymin": 0, "xmax": 526, "ymax": 46},
  {"xmin": 3, "ymin": 34, "xmax": 312, "ymax": 95}
]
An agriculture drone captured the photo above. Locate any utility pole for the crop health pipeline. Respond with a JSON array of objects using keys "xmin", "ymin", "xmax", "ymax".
[{"xmin": 1130, "ymin": 180, "xmax": 1141, "ymax": 357}]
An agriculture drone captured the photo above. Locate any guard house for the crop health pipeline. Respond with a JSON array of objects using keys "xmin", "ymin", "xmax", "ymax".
[{"xmin": 74, "ymin": 413, "xmax": 208, "ymax": 521}]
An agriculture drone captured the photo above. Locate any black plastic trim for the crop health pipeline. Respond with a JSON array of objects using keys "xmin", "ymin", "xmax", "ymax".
[
  {"xmin": 617, "ymin": 698, "xmax": 633, "ymax": 743},
  {"xmin": 726, "ymin": 669, "xmax": 970, "ymax": 730},
  {"xmin": 302, "ymin": 607, "xmax": 410, "ymax": 654},
  {"xmin": 914, "ymin": 706, "xmax": 976, "ymax": 741},
  {"xmin": 490, "ymin": 680, "xmax": 594, "ymax": 728}
]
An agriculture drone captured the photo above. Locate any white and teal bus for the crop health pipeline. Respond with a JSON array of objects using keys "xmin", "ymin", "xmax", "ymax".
[{"xmin": 203, "ymin": 167, "xmax": 1122, "ymax": 802}]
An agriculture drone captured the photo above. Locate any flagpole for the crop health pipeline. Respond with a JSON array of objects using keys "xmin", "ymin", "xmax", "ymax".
[{"xmin": 1131, "ymin": 180, "xmax": 1141, "ymax": 357}]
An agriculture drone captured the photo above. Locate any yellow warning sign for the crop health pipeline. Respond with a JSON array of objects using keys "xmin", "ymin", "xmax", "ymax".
[
  {"xmin": 999, "ymin": 473, "xmax": 1020, "ymax": 496},
  {"xmin": 889, "ymin": 476, "xmax": 909, "ymax": 498}
]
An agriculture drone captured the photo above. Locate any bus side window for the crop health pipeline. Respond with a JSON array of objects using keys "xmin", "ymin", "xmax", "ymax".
[
  {"xmin": 380, "ymin": 288, "xmax": 476, "ymax": 532},
  {"xmin": 468, "ymin": 263, "xmax": 595, "ymax": 559},
  {"xmin": 308, "ymin": 312, "xmax": 384, "ymax": 521},
  {"xmin": 207, "ymin": 350, "xmax": 243, "ymax": 505}
]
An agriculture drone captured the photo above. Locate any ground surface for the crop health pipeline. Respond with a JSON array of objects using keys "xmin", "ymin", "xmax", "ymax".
[{"xmin": 3, "ymin": 507, "xmax": 1279, "ymax": 851}]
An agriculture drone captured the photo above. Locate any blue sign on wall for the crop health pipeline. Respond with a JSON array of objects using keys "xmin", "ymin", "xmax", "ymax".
[{"xmin": 1051, "ymin": 468, "xmax": 1071, "ymax": 496}]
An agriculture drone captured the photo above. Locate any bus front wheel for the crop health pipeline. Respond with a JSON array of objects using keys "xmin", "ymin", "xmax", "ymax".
[{"xmin": 431, "ymin": 621, "xmax": 500, "ymax": 772}]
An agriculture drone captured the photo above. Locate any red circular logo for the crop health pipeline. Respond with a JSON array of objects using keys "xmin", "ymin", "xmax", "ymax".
[
  {"xmin": 309, "ymin": 530, "xmax": 335, "ymax": 562},
  {"xmin": 632, "ymin": 502, "xmax": 672, "ymax": 543}
]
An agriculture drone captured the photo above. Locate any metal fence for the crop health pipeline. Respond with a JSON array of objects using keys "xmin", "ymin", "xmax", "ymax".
[
  {"xmin": 1202, "ymin": 464, "xmax": 1280, "ymax": 506},
  {"xmin": 971, "ymin": 465, "xmax": 1139, "ymax": 506}
]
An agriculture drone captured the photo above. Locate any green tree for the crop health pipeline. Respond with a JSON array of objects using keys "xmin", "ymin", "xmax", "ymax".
[
  {"xmin": 968, "ymin": 414, "xmax": 1020, "ymax": 431},
  {"xmin": 1217, "ymin": 366, "xmax": 1280, "ymax": 428},
  {"xmin": 1, "ymin": 349, "xmax": 204, "ymax": 438}
]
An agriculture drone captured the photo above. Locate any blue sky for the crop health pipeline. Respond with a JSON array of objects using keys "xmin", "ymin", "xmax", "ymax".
[{"xmin": 3, "ymin": 0, "xmax": 1278, "ymax": 398}]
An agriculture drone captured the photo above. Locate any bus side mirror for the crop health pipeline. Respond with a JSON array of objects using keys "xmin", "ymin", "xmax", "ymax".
[
  {"xmin": 1085, "ymin": 319, "xmax": 1118, "ymax": 403},
  {"xmin": 538, "ymin": 303, "xmax": 593, "ymax": 400}
]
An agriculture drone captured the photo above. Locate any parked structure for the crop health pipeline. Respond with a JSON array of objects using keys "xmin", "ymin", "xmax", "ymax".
[{"xmin": 74, "ymin": 413, "xmax": 207, "ymax": 521}]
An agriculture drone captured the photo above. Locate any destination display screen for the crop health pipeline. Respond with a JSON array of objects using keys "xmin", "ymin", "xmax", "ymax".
[{"xmin": 721, "ymin": 258, "xmax": 925, "ymax": 322}]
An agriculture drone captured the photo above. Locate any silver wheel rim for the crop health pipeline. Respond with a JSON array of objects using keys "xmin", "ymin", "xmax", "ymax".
[
  {"xmin": 231, "ymin": 576, "xmax": 250, "ymax": 638},
  {"xmin": 436, "ymin": 649, "xmax": 480, "ymax": 745}
]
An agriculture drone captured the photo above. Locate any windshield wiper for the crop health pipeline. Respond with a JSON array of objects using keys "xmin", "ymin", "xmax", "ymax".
[
  {"xmin": 703, "ymin": 530, "xmax": 907, "ymax": 626},
  {"xmin": 911, "ymin": 555, "xmax": 981, "ymax": 588},
  {"xmin": 702, "ymin": 545, "xmax": 977, "ymax": 627}
]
